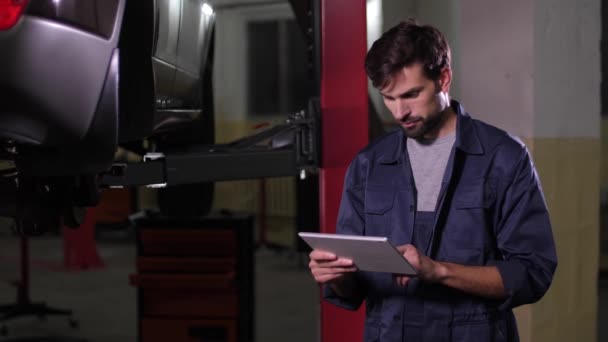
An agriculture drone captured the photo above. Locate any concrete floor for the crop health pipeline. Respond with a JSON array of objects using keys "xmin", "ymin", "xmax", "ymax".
[
  {"xmin": 0, "ymin": 230, "xmax": 606, "ymax": 342},
  {"xmin": 0, "ymin": 232, "xmax": 319, "ymax": 342}
]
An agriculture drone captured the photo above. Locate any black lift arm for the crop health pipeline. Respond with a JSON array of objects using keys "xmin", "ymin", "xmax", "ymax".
[{"xmin": 100, "ymin": 98, "xmax": 321, "ymax": 188}]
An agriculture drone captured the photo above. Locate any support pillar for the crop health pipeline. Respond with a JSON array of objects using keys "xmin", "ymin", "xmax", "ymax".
[{"xmin": 319, "ymin": 0, "xmax": 368, "ymax": 341}]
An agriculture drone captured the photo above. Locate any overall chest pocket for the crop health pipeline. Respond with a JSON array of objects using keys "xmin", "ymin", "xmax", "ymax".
[
  {"xmin": 364, "ymin": 187, "xmax": 396, "ymax": 236},
  {"xmin": 445, "ymin": 178, "xmax": 496, "ymax": 247}
]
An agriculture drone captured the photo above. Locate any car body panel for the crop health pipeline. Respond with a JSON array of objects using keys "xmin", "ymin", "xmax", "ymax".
[
  {"xmin": 0, "ymin": 7, "xmax": 123, "ymax": 146},
  {"xmin": 173, "ymin": 0, "xmax": 215, "ymax": 110},
  {"xmin": 0, "ymin": 0, "xmax": 216, "ymax": 176},
  {"xmin": 153, "ymin": 0, "xmax": 180, "ymax": 102}
]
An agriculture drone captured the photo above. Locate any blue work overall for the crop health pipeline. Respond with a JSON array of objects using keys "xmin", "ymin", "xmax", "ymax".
[{"xmin": 323, "ymin": 101, "xmax": 557, "ymax": 342}]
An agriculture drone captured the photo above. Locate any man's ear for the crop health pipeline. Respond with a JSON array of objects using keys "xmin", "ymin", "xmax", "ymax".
[{"xmin": 438, "ymin": 67, "xmax": 452, "ymax": 92}]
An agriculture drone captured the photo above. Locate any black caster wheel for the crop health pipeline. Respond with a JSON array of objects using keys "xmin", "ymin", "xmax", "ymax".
[{"xmin": 69, "ymin": 317, "xmax": 79, "ymax": 329}]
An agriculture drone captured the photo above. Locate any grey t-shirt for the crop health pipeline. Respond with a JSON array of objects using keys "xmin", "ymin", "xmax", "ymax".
[{"xmin": 406, "ymin": 132, "xmax": 456, "ymax": 212}]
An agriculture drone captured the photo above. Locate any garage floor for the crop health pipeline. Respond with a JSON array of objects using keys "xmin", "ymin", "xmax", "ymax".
[
  {"xmin": 0, "ymin": 228, "xmax": 606, "ymax": 342},
  {"xmin": 0, "ymin": 230, "xmax": 319, "ymax": 342}
]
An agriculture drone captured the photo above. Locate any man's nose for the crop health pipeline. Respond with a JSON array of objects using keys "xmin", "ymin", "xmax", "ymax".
[{"xmin": 395, "ymin": 100, "xmax": 411, "ymax": 120}]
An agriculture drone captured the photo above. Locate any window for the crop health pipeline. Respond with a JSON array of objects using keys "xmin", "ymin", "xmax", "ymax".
[{"xmin": 247, "ymin": 19, "xmax": 313, "ymax": 117}]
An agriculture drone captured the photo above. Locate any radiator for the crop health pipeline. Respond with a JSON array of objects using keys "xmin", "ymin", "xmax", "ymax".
[{"xmin": 259, "ymin": 177, "xmax": 296, "ymax": 218}]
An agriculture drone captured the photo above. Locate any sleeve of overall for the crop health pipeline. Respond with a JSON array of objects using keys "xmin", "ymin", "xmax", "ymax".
[
  {"xmin": 487, "ymin": 146, "xmax": 558, "ymax": 310},
  {"xmin": 322, "ymin": 158, "xmax": 368, "ymax": 311}
]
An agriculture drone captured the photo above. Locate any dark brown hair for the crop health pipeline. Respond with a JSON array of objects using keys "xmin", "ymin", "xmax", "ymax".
[{"xmin": 365, "ymin": 19, "xmax": 451, "ymax": 89}]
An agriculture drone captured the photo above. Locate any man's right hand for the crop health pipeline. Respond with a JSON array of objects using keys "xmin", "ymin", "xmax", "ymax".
[{"xmin": 308, "ymin": 250, "xmax": 358, "ymax": 284}]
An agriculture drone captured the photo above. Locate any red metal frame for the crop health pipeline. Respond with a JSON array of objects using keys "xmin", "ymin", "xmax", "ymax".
[{"xmin": 319, "ymin": 0, "xmax": 368, "ymax": 340}]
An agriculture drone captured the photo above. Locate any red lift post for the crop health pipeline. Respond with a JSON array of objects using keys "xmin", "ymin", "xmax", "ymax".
[{"xmin": 319, "ymin": 0, "xmax": 368, "ymax": 341}]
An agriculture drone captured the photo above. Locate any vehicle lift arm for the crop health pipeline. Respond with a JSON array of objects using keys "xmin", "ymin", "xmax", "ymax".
[{"xmin": 100, "ymin": 99, "xmax": 321, "ymax": 188}]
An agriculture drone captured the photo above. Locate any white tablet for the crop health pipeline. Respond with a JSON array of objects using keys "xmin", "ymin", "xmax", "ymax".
[{"xmin": 299, "ymin": 232, "xmax": 417, "ymax": 276}]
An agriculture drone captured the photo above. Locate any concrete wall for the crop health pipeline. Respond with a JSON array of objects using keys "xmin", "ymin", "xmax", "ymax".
[
  {"xmin": 458, "ymin": 1, "xmax": 600, "ymax": 342},
  {"xmin": 534, "ymin": 0, "xmax": 600, "ymax": 138},
  {"xmin": 460, "ymin": 0, "xmax": 534, "ymax": 137}
]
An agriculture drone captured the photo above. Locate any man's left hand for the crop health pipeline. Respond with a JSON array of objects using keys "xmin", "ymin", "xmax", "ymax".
[{"xmin": 394, "ymin": 244, "xmax": 445, "ymax": 287}]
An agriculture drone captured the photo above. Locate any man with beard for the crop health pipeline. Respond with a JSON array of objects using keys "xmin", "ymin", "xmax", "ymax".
[{"xmin": 307, "ymin": 20, "xmax": 557, "ymax": 341}]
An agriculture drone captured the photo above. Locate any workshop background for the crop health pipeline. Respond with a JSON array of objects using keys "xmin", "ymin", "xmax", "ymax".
[{"xmin": 0, "ymin": 0, "xmax": 607, "ymax": 341}]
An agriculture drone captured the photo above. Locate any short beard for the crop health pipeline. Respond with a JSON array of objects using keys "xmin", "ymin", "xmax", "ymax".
[{"xmin": 403, "ymin": 108, "xmax": 446, "ymax": 140}]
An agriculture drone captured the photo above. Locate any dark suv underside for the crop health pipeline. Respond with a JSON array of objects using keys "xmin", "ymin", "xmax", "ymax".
[{"xmin": 0, "ymin": 0, "xmax": 216, "ymax": 230}]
